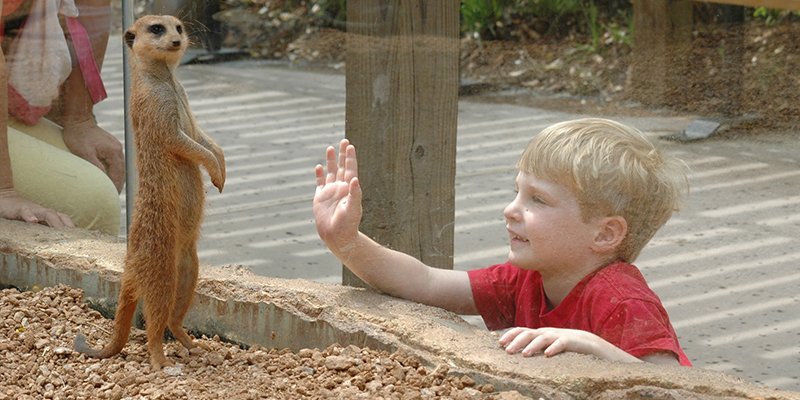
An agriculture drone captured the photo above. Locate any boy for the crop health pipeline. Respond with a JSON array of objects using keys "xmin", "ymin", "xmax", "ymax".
[{"xmin": 313, "ymin": 118, "xmax": 691, "ymax": 366}]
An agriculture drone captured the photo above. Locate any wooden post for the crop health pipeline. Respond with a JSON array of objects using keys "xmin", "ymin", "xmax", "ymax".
[
  {"xmin": 344, "ymin": 1, "xmax": 460, "ymax": 288},
  {"xmin": 710, "ymin": 4, "xmax": 745, "ymax": 117},
  {"xmin": 629, "ymin": 0, "xmax": 693, "ymax": 109}
]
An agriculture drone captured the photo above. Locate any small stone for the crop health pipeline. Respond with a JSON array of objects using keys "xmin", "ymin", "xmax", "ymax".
[
  {"xmin": 49, "ymin": 325, "xmax": 64, "ymax": 336},
  {"xmin": 460, "ymin": 375, "xmax": 476, "ymax": 387},
  {"xmin": 325, "ymin": 355, "xmax": 355, "ymax": 371},
  {"xmin": 206, "ymin": 352, "xmax": 224, "ymax": 366},
  {"xmin": 13, "ymin": 311, "xmax": 25, "ymax": 322},
  {"xmin": 90, "ymin": 373, "xmax": 104, "ymax": 387},
  {"xmin": 162, "ymin": 366, "xmax": 182, "ymax": 376}
]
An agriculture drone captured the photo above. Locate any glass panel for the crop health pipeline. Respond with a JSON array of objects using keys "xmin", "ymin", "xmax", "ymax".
[{"xmin": 1, "ymin": 0, "xmax": 794, "ymax": 391}]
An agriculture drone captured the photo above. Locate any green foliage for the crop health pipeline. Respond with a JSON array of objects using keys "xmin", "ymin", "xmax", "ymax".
[
  {"xmin": 518, "ymin": 0, "xmax": 583, "ymax": 22},
  {"xmin": 582, "ymin": 0, "xmax": 600, "ymax": 50},
  {"xmin": 606, "ymin": 9, "xmax": 633, "ymax": 47},
  {"xmin": 461, "ymin": 0, "xmax": 513, "ymax": 38},
  {"xmin": 306, "ymin": 0, "xmax": 637, "ymax": 49},
  {"xmin": 751, "ymin": 7, "xmax": 799, "ymax": 25},
  {"xmin": 308, "ymin": 0, "xmax": 347, "ymax": 28}
]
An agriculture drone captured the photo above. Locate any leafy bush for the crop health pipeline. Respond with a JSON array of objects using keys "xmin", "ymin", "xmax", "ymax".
[
  {"xmin": 751, "ymin": 7, "xmax": 799, "ymax": 25},
  {"xmin": 304, "ymin": 0, "xmax": 636, "ymax": 48},
  {"xmin": 461, "ymin": 0, "xmax": 514, "ymax": 38}
]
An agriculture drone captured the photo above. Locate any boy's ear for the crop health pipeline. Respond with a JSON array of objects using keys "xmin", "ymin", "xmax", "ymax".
[{"xmin": 590, "ymin": 215, "xmax": 627, "ymax": 254}]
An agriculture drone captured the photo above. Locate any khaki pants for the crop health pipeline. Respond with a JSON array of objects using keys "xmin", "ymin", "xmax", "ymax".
[{"xmin": 6, "ymin": 118, "xmax": 121, "ymax": 236}]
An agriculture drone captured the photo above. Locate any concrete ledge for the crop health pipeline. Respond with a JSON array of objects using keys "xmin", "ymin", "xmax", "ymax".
[{"xmin": 1, "ymin": 219, "xmax": 798, "ymax": 400}]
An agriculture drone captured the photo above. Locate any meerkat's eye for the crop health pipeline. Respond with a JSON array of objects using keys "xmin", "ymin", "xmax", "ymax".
[
  {"xmin": 176, "ymin": 25, "xmax": 183, "ymax": 34},
  {"xmin": 149, "ymin": 24, "xmax": 165, "ymax": 35}
]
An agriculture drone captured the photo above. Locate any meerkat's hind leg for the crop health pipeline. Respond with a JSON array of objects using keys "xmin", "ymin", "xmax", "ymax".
[
  {"xmin": 168, "ymin": 243, "xmax": 210, "ymax": 351},
  {"xmin": 74, "ymin": 274, "xmax": 140, "ymax": 358},
  {"xmin": 142, "ymin": 265, "xmax": 178, "ymax": 369}
]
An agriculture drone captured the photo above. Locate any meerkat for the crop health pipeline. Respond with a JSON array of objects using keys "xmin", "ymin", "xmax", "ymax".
[{"xmin": 74, "ymin": 15, "xmax": 226, "ymax": 370}]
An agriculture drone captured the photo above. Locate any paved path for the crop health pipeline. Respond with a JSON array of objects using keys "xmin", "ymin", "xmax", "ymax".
[{"xmin": 94, "ymin": 38, "xmax": 799, "ymax": 392}]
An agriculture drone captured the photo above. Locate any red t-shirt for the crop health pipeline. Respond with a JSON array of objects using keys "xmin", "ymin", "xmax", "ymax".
[{"xmin": 468, "ymin": 261, "xmax": 692, "ymax": 366}]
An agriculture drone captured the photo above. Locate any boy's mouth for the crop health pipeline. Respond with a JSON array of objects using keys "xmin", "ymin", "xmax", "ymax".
[{"xmin": 508, "ymin": 230, "xmax": 528, "ymax": 244}]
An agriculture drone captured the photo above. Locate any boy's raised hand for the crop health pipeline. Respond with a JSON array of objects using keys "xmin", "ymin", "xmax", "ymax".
[{"xmin": 314, "ymin": 139, "xmax": 362, "ymax": 252}]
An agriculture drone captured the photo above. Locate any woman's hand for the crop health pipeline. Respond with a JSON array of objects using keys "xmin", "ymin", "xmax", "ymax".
[{"xmin": 0, "ymin": 188, "xmax": 74, "ymax": 228}]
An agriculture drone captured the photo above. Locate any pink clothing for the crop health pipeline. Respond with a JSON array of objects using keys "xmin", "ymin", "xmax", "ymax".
[{"xmin": 468, "ymin": 261, "xmax": 692, "ymax": 366}]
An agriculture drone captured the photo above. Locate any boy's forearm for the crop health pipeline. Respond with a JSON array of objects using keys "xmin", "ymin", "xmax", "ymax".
[
  {"xmin": 331, "ymin": 232, "xmax": 432, "ymax": 299},
  {"xmin": 588, "ymin": 337, "xmax": 682, "ymax": 365},
  {"xmin": 589, "ymin": 340, "xmax": 643, "ymax": 363},
  {"xmin": 329, "ymin": 232, "xmax": 476, "ymax": 315}
]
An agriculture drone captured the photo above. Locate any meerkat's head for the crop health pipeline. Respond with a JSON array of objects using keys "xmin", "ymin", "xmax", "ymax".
[{"xmin": 125, "ymin": 15, "xmax": 188, "ymax": 65}]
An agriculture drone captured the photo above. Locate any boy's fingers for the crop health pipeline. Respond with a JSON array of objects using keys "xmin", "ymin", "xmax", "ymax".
[
  {"xmin": 543, "ymin": 341, "xmax": 563, "ymax": 357},
  {"xmin": 337, "ymin": 139, "xmax": 349, "ymax": 181},
  {"xmin": 325, "ymin": 146, "xmax": 338, "ymax": 184},
  {"xmin": 350, "ymin": 177, "xmax": 362, "ymax": 203},
  {"xmin": 315, "ymin": 164, "xmax": 325, "ymax": 187},
  {"xmin": 344, "ymin": 144, "xmax": 358, "ymax": 183},
  {"xmin": 498, "ymin": 327, "xmax": 525, "ymax": 345},
  {"xmin": 523, "ymin": 333, "xmax": 553, "ymax": 357}
]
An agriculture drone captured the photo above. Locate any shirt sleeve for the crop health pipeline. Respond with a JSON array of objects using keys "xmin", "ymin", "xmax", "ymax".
[
  {"xmin": 468, "ymin": 265, "xmax": 518, "ymax": 331},
  {"xmin": 599, "ymin": 299, "xmax": 692, "ymax": 366}
]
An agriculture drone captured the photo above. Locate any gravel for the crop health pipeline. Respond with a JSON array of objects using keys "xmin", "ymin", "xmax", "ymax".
[{"xmin": 0, "ymin": 285, "xmax": 535, "ymax": 400}]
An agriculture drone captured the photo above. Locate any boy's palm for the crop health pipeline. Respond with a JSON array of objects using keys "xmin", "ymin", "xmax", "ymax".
[{"xmin": 313, "ymin": 140, "xmax": 362, "ymax": 248}]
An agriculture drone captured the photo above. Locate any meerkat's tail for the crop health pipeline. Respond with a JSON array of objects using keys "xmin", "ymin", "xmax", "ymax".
[{"xmin": 74, "ymin": 282, "xmax": 139, "ymax": 359}]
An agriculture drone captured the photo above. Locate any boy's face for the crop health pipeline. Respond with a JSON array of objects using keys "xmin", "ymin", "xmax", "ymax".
[{"xmin": 504, "ymin": 172, "xmax": 599, "ymax": 277}]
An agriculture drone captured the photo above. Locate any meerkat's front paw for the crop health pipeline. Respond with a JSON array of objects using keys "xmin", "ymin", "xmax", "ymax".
[
  {"xmin": 212, "ymin": 178, "xmax": 224, "ymax": 193},
  {"xmin": 211, "ymin": 174, "xmax": 225, "ymax": 193}
]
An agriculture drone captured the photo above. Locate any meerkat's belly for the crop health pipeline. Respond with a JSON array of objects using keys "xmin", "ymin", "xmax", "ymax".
[{"xmin": 173, "ymin": 161, "xmax": 205, "ymax": 230}]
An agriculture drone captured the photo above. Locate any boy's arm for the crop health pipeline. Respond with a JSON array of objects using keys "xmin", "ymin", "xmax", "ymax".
[
  {"xmin": 314, "ymin": 140, "xmax": 478, "ymax": 315},
  {"xmin": 499, "ymin": 327, "xmax": 680, "ymax": 365}
]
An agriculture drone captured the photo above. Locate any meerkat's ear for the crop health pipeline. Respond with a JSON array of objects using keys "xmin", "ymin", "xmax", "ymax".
[{"xmin": 124, "ymin": 29, "xmax": 136, "ymax": 49}]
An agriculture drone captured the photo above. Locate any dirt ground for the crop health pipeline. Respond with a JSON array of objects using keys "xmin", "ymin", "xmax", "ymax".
[
  {"xmin": 113, "ymin": 1, "xmax": 798, "ymax": 136},
  {"xmin": 0, "ymin": 285, "xmax": 535, "ymax": 400},
  {"xmin": 276, "ymin": 17, "xmax": 799, "ymax": 138}
]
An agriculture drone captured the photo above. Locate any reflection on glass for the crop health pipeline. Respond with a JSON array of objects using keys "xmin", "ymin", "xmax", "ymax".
[{"xmin": 0, "ymin": 0, "xmax": 122, "ymax": 236}]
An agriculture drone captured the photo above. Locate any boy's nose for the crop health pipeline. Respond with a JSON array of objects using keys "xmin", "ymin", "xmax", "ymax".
[{"xmin": 503, "ymin": 201, "xmax": 518, "ymax": 221}]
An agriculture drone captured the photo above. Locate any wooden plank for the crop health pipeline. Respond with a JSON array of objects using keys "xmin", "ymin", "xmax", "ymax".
[
  {"xmin": 690, "ymin": 0, "xmax": 800, "ymax": 11},
  {"xmin": 629, "ymin": 0, "xmax": 693, "ymax": 109},
  {"xmin": 631, "ymin": 0, "xmax": 747, "ymax": 116},
  {"xmin": 344, "ymin": 1, "xmax": 460, "ymax": 288}
]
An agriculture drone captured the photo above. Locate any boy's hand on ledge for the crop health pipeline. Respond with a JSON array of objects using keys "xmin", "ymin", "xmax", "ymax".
[{"xmin": 499, "ymin": 327, "xmax": 644, "ymax": 363}]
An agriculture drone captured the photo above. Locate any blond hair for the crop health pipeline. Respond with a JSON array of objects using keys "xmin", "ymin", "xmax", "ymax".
[{"xmin": 517, "ymin": 118, "xmax": 689, "ymax": 262}]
